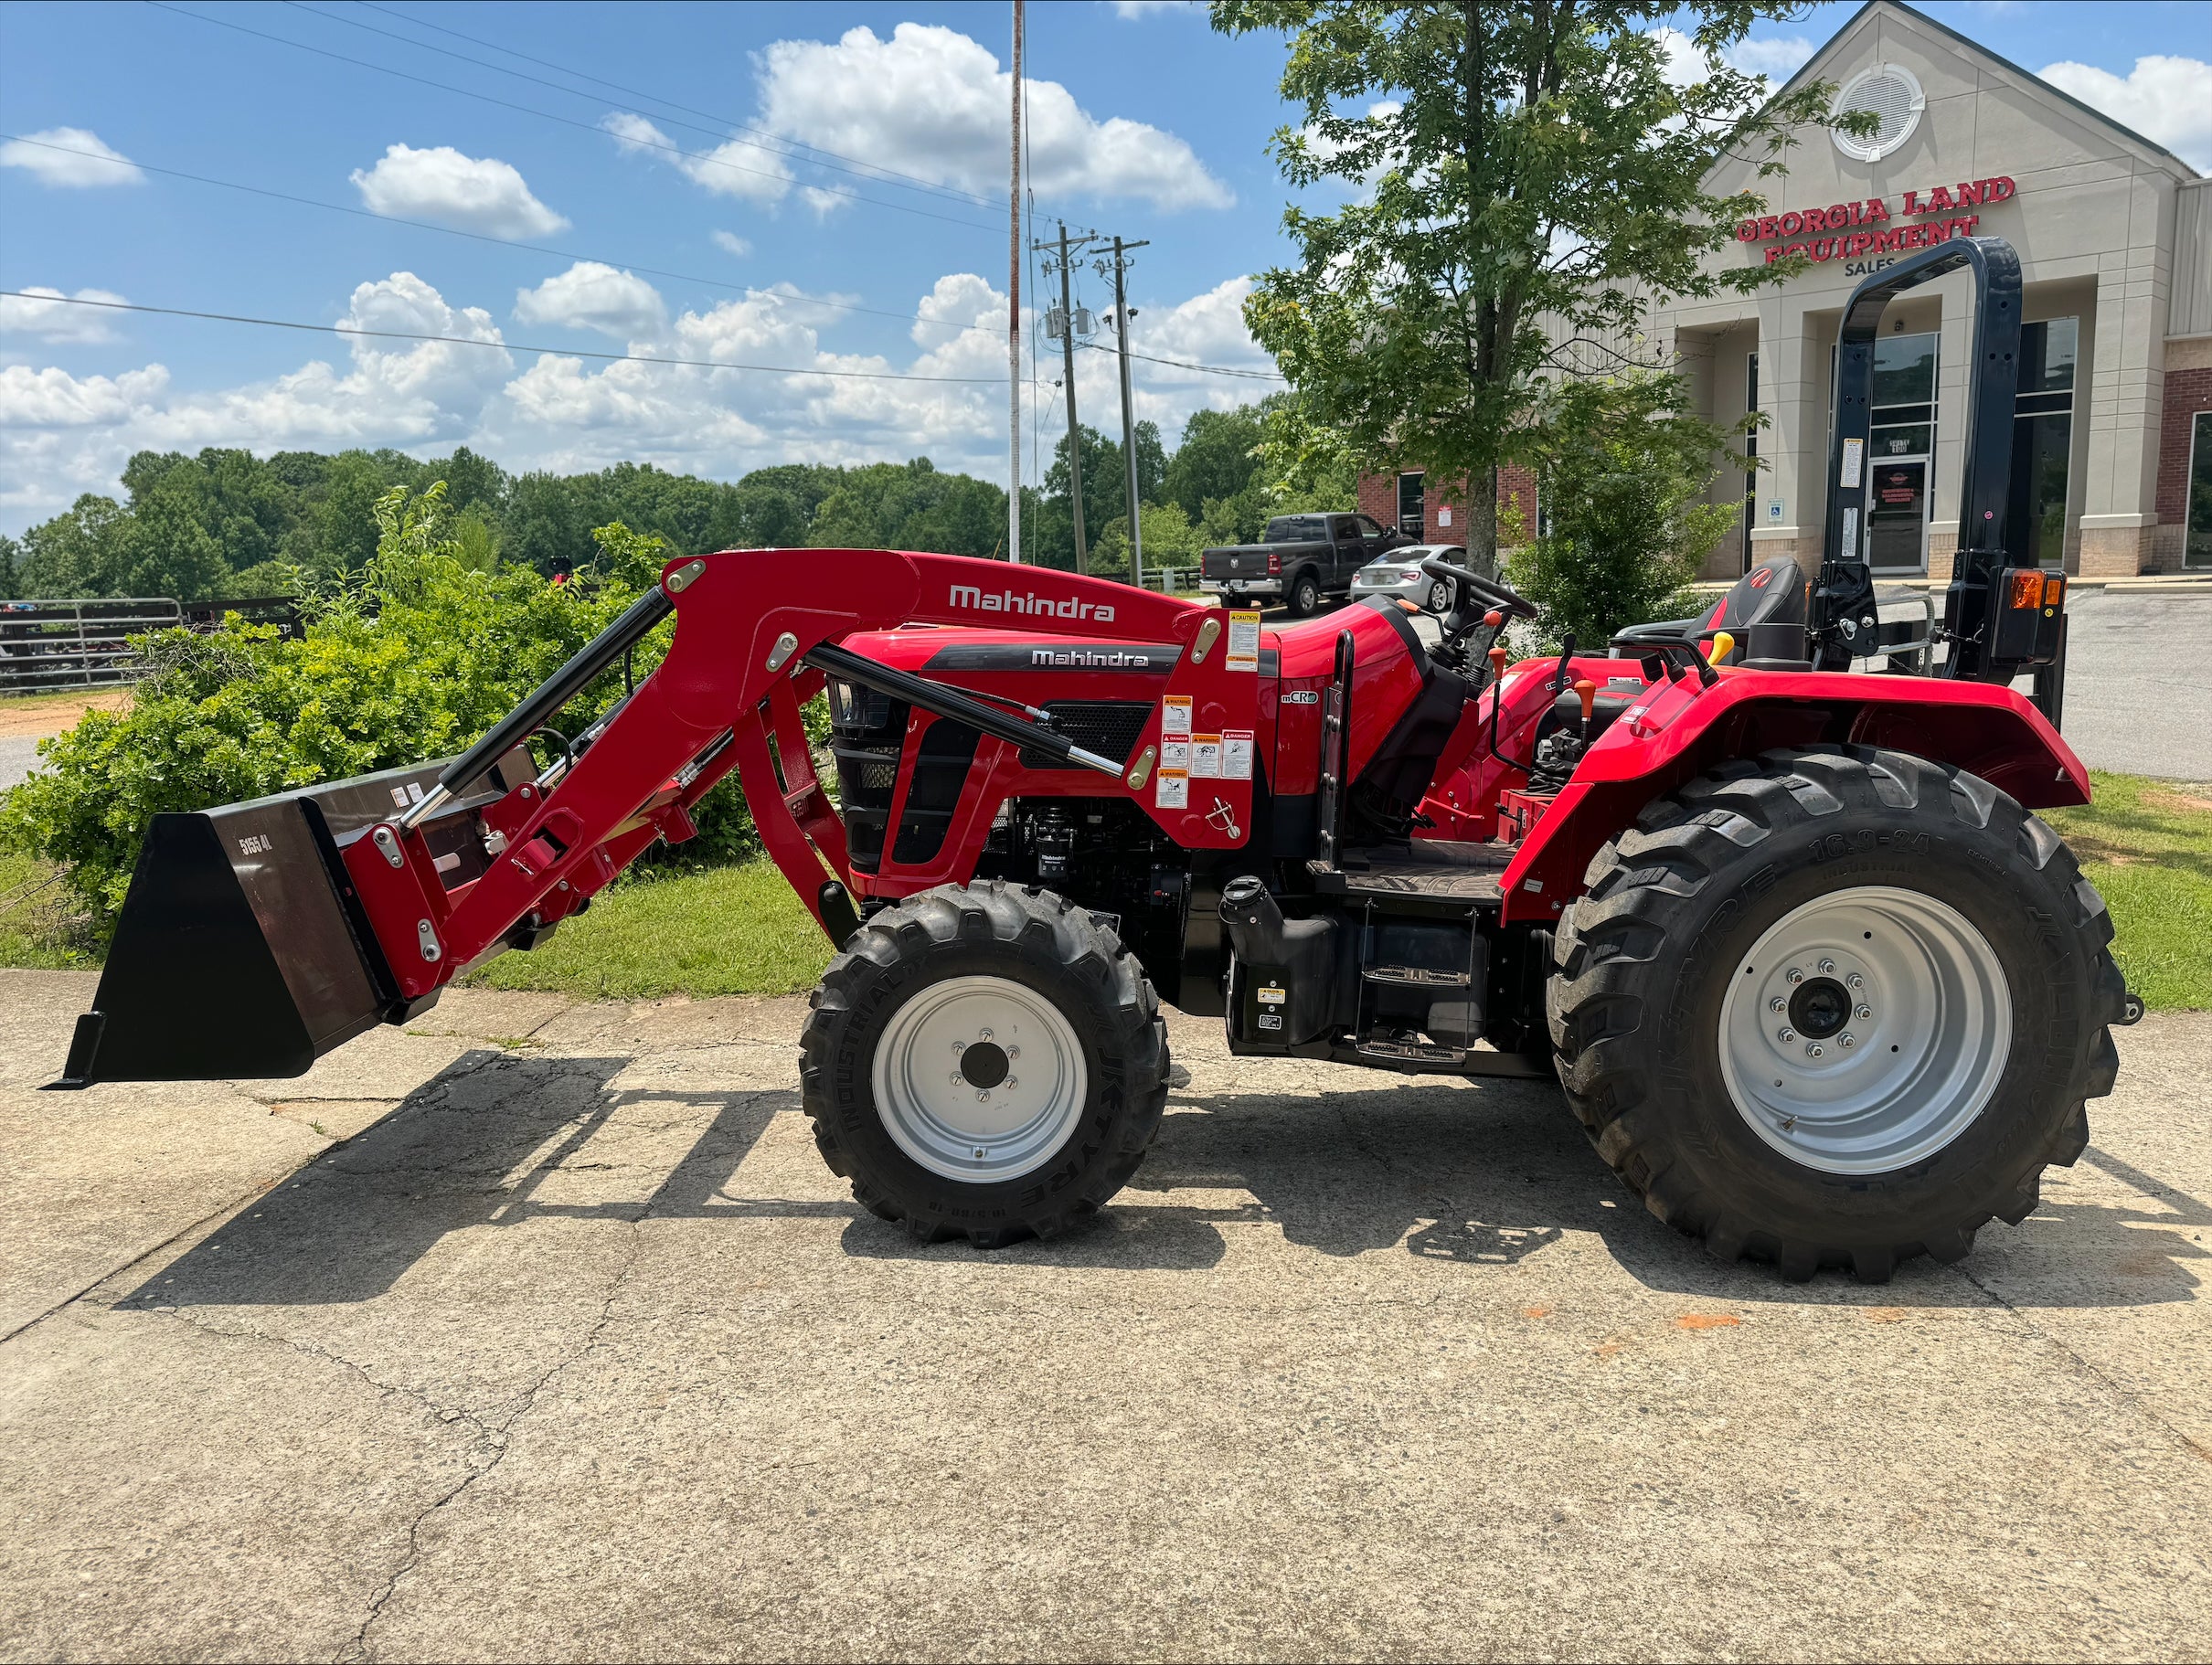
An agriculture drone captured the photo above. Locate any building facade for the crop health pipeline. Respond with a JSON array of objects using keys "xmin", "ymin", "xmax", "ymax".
[
  {"xmin": 1359, "ymin": 1, "xmax": 2212, "ymax": 580},
  {"xmin": 1666, "ymin": 0, "xmax": 2210, "ymax": 579}
]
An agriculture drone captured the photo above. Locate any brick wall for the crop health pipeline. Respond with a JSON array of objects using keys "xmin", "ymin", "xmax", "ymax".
[
  {"xmin": 2153, "ymin": 364, "xmax": 2212, "ymax": 572},
  {"xmin": 1356, "ymin": 468, "xmax": 1540, "ymax": 546}
]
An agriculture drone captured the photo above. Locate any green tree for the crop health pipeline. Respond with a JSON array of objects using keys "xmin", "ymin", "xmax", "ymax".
[
  {"xmin": 807, "ymin": 459, "xmax": 1006, "ymax": 557},
  {"xmin": 1164, "ymin": 405, "xmax": 1267, "ymax": 524},
  {"xmin": 1217, "ymin": 0, "xmax": 1840, "ymax": 576},
  {"xmin": 1508, "ymin": 372, "xmax": 1737, "ymax": 648}
]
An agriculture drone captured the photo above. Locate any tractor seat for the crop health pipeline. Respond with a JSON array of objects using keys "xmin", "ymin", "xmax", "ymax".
[{"xmin": 1613, "ymin": 557, "xmax": 1812, "ymax": 667}]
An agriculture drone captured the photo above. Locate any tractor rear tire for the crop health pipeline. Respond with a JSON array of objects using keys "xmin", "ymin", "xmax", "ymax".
[
  {"xmin": 800, "ymin": 882, "xmax": 1170, "ymax": 1247},
  {"xmin": 1547, "ymin": 747, "xmax": 2127, "ymax": 1283}
]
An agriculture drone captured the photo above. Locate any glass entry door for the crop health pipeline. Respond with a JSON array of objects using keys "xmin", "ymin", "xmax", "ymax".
[
  {"xmin": 1866, "ymin": 329, "xmax": 1938, "ymax": 572},
  {"xmin": 1868, "ymin": 460, "xmax": 1929, "ymax": 568}
]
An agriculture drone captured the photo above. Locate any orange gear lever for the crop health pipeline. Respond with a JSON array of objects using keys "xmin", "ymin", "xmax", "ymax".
[
  {"xmin": 1488, "ymin": 644, "xmax": 1509, "ymax": 680},
  {"xmin": 1573, "ymin": 677, "xmax": 1598, "ymax": 739}
]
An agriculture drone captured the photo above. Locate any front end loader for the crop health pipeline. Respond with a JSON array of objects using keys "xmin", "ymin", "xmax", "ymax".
[{"xmin": 59, "ymin": 237, "xmax": 2136, "ymax": 1282}]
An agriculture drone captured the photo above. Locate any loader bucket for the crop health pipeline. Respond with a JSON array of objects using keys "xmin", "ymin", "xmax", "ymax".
[{"xmin": 57, "ymin": 747, "xmax": 536, "ymax": 1087}]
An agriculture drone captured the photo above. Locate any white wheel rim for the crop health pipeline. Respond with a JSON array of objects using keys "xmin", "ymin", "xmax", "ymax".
[
  {"xmin": 871, "ymin": 975, "xmax": 1089, "ymax": 1182},
  {"xmin": 1717, "ymin": 886, "xmax": 2011, "ymax": 1175},
  {"xmin": 1429, "ymin": 581, "xmax": 1450, "ymax": 611}
]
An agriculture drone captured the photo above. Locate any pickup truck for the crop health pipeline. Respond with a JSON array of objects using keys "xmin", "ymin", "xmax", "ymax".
[{"xmin": 1199, "ymin": 512, "xmax": 1411, "ymax": 617}]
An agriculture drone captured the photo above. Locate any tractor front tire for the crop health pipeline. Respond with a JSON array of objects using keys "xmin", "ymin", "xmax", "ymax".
[
  {"xmin": 800, "ymin": 882, "xmax": 1170, "ymax": 1247},
  {"xmin": 1547, "ymin": 748, "xmax": 2127, "ymax": 1283}
]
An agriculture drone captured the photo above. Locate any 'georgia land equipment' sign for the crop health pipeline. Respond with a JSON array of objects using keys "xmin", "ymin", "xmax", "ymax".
[{"xmin": 1737, "ymin": 176, "xmax": 2016, "ymax": 273}]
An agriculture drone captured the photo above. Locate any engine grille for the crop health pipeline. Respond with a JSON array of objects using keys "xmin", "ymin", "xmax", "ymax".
[{"xmin": 1020, "ymin": 700, "xmax": 1154, "ymax": 770}]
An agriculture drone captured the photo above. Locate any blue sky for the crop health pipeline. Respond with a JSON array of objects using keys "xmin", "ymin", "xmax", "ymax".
[{"xmin": 1, "ymin": 0, "xmax": 2207, "ymax": 534}]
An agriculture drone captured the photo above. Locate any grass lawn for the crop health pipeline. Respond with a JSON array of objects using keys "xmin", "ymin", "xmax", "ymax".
[
  {"xmin": 0, "ymin": 845, "xmax": 96, "ymax": 970},
  {"xmin": 463, "ymin": 860, "xmax": 833, "ymax": 1001},
  {"xmin": 2046, "ymin": 772, "xmax": 2212, "ymax": 1013},
  {"xmin": 4, "ymin": 771, "xmax": 2205, "ymax": 1009}
]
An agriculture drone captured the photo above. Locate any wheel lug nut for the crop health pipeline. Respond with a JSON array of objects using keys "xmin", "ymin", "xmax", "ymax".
[
  {"xmin": 1817, "ymin": 959, "xmax": 1835, "ymax": 973},
  {"xmin": 1006, "ymin": 1046, "xmax": 1019, "ymax": 1060},
  {"xmin": 976, "ymin": 1090, "xmax": 990, "ymax": 1103},
  {"xmin": 1839, "ymin": 1033, "xmax": 1856, "ymax": 1048},
  {"xmin": 1806, "ymin": 1043, "xmax": 1824, "ymax": 1058},
  {"xmin": 979, "ymin": 1028, "xmax": 994, "ymax": 1041},
  {"xmin": 1778, "ymin": 1027, "xmax": 1796, "ymax": 1043},
  {"xmin": 973, "ymin": 1146, "xmax": 987, "ymax": 1160},
  {"xmin": 1856, "ymin": 1003, "xmax": 1872, "ymax": 1020},
  {"xmin": 950, "ymin": 1072, "xmax": 964, "ymax": 1086},
  {"xmin": 952, "ymin": 1041, "xmax": 965, "ymax": 1054},
  {"xmin": 1769, "ymin": 997, "xmax": 1786, "ymax": 1013},
  {"xmin": 1005, "ymin": 1076, "xmax": 1019, "ymax": 1089},
  {"xmin": 1787, "ymin": 969, "xmax": 1803, "ymax": 984},
  {"xmin": 1846, "ymin": 972, "xmax": 1864, "ymax": 989}
]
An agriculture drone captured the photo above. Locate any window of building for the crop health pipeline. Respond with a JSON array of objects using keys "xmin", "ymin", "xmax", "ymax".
[
  {"xmin": 2188, "ymin": 409, "xmax": 2212, "ymax": 569},
  {"xmin": 2008, "ymin": 317, "xmax": 2078, "ymax": 567},
  {"xmin": 1396, "ymin": 472, "xmax": 1425, "ymax": 537}
]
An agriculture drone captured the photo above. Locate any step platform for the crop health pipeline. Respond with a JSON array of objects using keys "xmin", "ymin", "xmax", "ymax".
[{"xmin": 1308, "ymin": 839, "xmax": 1510, "ymax": 904}]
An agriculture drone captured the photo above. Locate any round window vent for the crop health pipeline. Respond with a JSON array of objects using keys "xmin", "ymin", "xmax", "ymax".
[{"xmin": 1832, "ymin": 63, "xmax": 1926, "ymax": 163}]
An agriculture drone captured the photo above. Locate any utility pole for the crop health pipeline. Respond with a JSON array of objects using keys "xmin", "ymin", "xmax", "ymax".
[
  {"xmin": 1100, "ymin": 236, "xmax": 1151, "ymax": 589},
  {"xmin": 1005, "ymin": 0, "xmax": 1023, "ymax": 563},
  {"xmin": 1035, "ymin": 223, "xmax": 1097, "ymax": 573}
]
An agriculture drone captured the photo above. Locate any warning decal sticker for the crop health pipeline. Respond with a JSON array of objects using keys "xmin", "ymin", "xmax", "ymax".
[
  {"xmin": 1222, "ymin": 731, "xmax": 1254, "ymax": 779},
  {"xmin": 1162, "ymin": 695, "xmax": 1193, "ymax": 737},
  {"xmin": 1154, "ymin": 769, "xmax": 1188, "ymax": 810},
  {"xmin": 1226, "ymin": 610, "xmax": 1260, "ymax": 673},
  {"xmin": 1841, "ymin": 437, "xmax": 1864, "ymax": 489},
  {"xmin": 1191, "ymin": 734, "xmax": 1222, "ymax": 778}
]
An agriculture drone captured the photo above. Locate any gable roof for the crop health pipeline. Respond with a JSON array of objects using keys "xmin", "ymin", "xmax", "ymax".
[{"xmin": 1762, "ymin": 0, "xmax": 2200, "ymax": 181}]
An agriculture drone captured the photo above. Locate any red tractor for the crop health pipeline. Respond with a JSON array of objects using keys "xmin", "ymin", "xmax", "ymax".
[{"xmin": 58, "ymin": 238, "xmax": 2134, "ymax": 1282}]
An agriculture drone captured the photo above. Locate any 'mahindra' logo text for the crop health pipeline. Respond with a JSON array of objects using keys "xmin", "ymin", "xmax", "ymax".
[
  {"xmin": 949, "ymin": 583, "xmax": 1116, "ymax": 622},
  {"xmin": 1031, "ymin": 648, "xmax": 1154, "ymax": 667}
]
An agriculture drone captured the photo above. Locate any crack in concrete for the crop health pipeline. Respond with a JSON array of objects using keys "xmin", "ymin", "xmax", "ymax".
[
  {"xmin": 1947, "ymin": 1258, "xmax": 2212, "ymax": 1469},
  {"xmin": 341, "ymin": 1201, "xmax": 657, "ymax": 1661}
]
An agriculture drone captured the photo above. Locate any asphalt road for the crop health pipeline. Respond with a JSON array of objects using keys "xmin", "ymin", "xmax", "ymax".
[
  {"xmin": 3, "ymin": 970, "xmax": 2207, "ymax": 1660},
  {"xmin": 2042, "ymin": 588, "xmax": 2212, "ymax": 779}
]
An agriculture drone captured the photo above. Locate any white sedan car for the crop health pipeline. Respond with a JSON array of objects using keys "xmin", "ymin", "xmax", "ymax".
[{"xmin": 1348, "ymin": 545, "xmax": 1463, "ymax": 613}]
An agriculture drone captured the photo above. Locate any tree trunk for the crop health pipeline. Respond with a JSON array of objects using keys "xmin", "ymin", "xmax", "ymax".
[{"xmin": 1466, "ymin": 465, "xmax": 1499, "ymax": 579}]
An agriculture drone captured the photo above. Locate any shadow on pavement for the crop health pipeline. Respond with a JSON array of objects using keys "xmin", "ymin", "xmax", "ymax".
[{"xmin": 121, "ymin": 1047, "xmax": 2206, "ymax": 1309}]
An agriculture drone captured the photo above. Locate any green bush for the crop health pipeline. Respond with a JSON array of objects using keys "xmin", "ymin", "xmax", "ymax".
[
  {"xmin": 1507, "ymin": 374, "xmax": 1740, "ymax": 652},
  {"xmin": 0, "ymin": 483, "xmax": 764, "ymax": 933}
]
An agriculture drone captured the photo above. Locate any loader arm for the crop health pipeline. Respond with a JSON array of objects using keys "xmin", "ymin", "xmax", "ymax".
[{"xmin": 59, "ymin": 550, "xmax": 1264, "ymax": 1086}]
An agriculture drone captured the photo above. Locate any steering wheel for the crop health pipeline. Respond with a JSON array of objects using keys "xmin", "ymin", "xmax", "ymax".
[{"xmin": 1420, "ymin": 556, "xmax": 1538, "ymax": 622}]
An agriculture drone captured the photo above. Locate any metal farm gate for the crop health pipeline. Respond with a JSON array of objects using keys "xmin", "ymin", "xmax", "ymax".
[{"xmin": 0, "ymin": 598, "xmax": 184, "ymax": 694}]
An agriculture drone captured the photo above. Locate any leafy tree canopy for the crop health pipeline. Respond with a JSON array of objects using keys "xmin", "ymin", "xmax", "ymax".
[{"xmin": 1217, "ymin": 0, "xmax": 1846, "ymax": 571}]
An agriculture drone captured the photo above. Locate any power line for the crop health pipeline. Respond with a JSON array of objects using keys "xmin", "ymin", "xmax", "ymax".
[
  {"xmin": 0, "ymin": 290, "xmax": 1011, "ymax": 385},
  {"xmin": 287, "ymin": 0, "xmax": 998, "ymax": 214},
  {"xmin": 143, "ymin": 1, "xmax": 1002, "ymax": 234},
  {"xmin": 1079, "ymin": 339, "xmax": 1283, "ymax": 381},
  {"xmin": 351, "ymin": 0, "xmax": 1000, "ymax": 213},
  {"xmin": 0, "ymin": 133, "xmax": 1007, "ymax": 345}
]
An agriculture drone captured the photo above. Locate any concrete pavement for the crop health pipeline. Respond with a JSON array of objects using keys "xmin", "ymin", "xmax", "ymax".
[{"xmin": 3, "ymin": 969, "xmax": 2208, "ymax": 1660}]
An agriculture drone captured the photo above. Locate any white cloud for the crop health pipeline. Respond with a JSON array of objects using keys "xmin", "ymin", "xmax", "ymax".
[
  {"xmin": 0, "ymin": 266, "xmax": 1274, "ymax": 532},
  {"xmin": 1728, "ymin": 36, "xmax": 1816, "ymax": 80},
  {"xmin": 2038, "ymin": 55, "xmax": 2212, "ymax": 169},
  {"xmin": 1111, "ymin": 1, "xmax": 1201, "ymax": 15},
  {"xmin": 0, "ymin": 286, "xmax": 131, "ymax": 343},
  {"xmin": 1650, "ymin": 26, "xmax": 1707, "ymax": 88},
  {"xmin": 756, "ymin": 24, "xmax": 1230, "ymax": 211},
  {"xmin": 350, "ymin": 143, "xmax": 569, "ymax": 239},
  {"xmin": 711, "ymin": 230, "xmax": 752, "ymax": 257},
  {"xmin": 1650, "ymin": 28, "xmax": 1814, "ymax": 90},
  {"xmin": 0, "ymin": 127, "xmax": 144, "ymax": 187},
  {"xmin": 602, "ymin": 111, "xmax": 794, "ymax": 205},
  {"xmin": 514, "ymin": 262, "xmax": 667, "ymax": 340}
]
